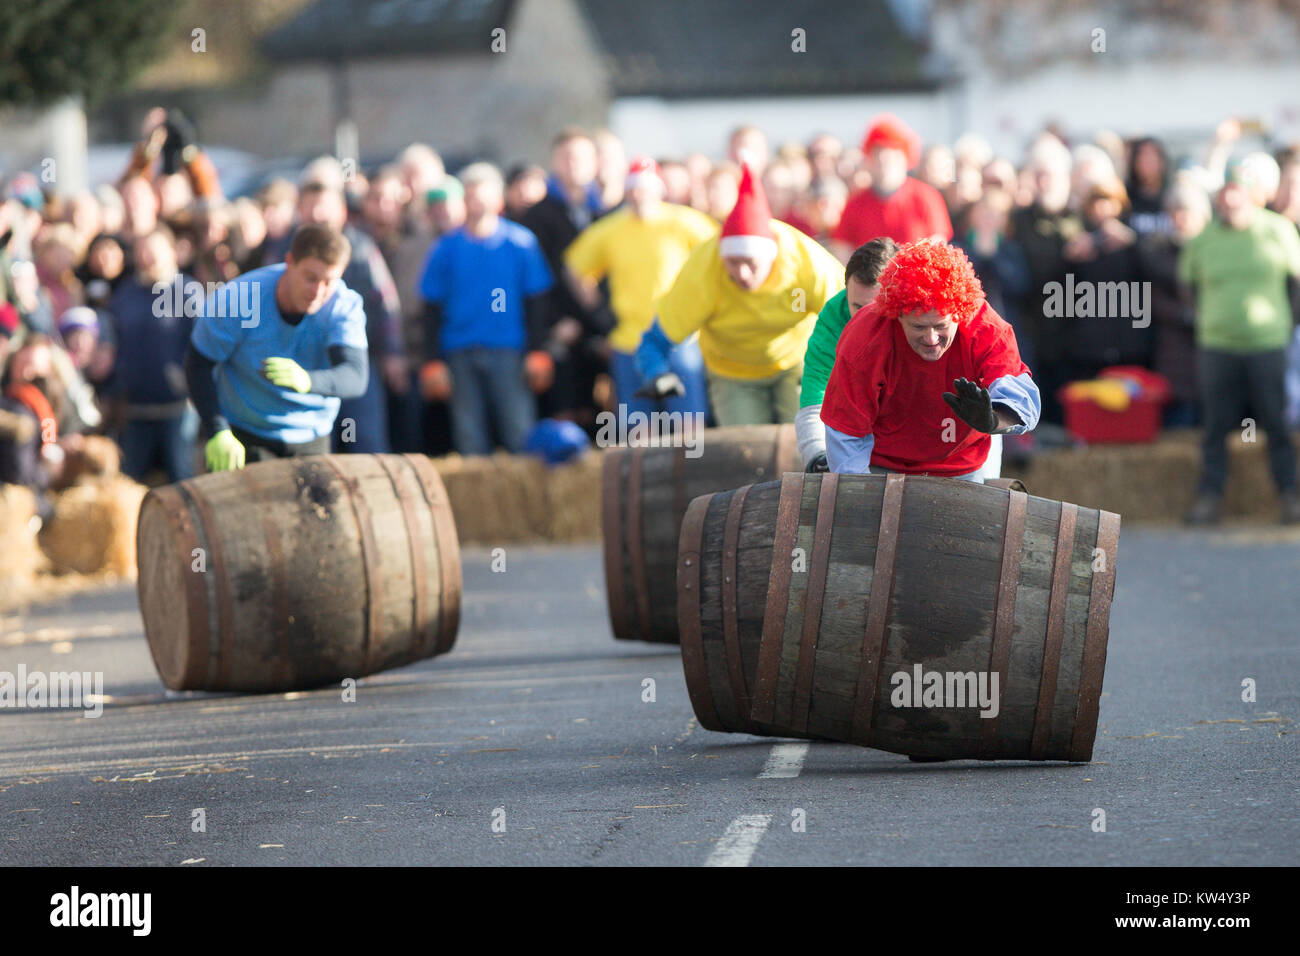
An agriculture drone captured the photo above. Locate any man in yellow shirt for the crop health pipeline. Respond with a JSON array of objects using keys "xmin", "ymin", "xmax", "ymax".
[
  {"xmin": 565, "ymin": 157, "xmax": 717, "ymax": 418},
  {"xmin": 635, "ymin": 162, "xmax": 845, "ymax": 425}
]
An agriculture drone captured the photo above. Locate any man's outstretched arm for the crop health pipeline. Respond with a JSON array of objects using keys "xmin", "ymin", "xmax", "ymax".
[{"xmin": 262, "ymin": 346, "xmax": 370, "ymax": 399}]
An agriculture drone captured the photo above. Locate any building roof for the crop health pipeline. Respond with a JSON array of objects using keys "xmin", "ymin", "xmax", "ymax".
[
  {"xmin": 574, "ymin": 0, "xmax": 944, "ymax": 98},
  {"xmin": 261, "ymin": 0, "xmax": 516, "ymax": 60},
  {"xmin": 260, "ymin": 0, "xmax": 945, "ymax": 96}
]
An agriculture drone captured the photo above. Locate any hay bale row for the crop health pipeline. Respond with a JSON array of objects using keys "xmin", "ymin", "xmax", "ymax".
[
  {"xmin": 1005, "ymin": 430, "xmax": 1300, "ymax": 521},
  {"xmin": 431, "ymin": 450, "xmax": 602, "ymax": 545},
  {"xmin": 0, "ymin": 484, "xmax": 44, "ymax": 607},
  {"xmin": 39, "ymin": 476, "xmax": 147, "ymax": 577},
  {"xmin": 434, "ymin": 434, "xmax": 1300, "ymax": 543}
]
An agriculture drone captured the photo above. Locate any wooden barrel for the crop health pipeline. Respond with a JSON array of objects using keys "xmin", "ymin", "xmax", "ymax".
[
  {"xmin": 602, "ymin": 424, "xmax": 800, "ymax": 644},
  {"xmin": 678, "ymin": 473, "xmax": 1120, "ymax": 761},
  {"xmin": 136, "ymin": 454, "xmax": 461, "ymax": 692}
]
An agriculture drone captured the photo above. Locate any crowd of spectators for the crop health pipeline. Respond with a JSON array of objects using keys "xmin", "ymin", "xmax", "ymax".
[{"xmin": 3, "ymin": 107, "xmax": 1300, "ymax": 524}]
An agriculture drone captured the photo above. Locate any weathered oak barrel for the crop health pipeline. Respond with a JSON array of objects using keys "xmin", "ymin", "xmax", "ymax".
[
  {"xmin": 137, "ymin": 454, "xmax": 461, "ymax": 692},
  {"xmin": 602, "ymin": 424, "xmax": 800, "ymax": 644},
  {"xmin": 678, "ymin": 473, "xmax": 1120, "ymax": 760}
]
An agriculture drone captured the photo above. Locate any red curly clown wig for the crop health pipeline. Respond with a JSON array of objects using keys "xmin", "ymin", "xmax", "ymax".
[{"xmin": 874, "ymin": 238, "xmax": 986, "ymax": 324}]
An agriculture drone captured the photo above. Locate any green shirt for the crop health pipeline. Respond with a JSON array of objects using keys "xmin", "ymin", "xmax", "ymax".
[
  {"xmin": 1178, "ymin": 209, "xmax": 1300, "ymax": 353},
  {"xmin": 799, "ymin": 288, "xmax": 852, "ymax": 407}
]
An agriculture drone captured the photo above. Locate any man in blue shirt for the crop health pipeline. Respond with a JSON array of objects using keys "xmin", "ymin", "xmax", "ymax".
[
  {"xmin": 184, "ymin": 223, "xmax": 369, "ymax": 470},
  {"xmin": 417, "ymin": 162, "xmax": 554, "ymax": 455},
  {"xmin": 262, "ymin": 159, "xmax": 406, "ymax": 456}
]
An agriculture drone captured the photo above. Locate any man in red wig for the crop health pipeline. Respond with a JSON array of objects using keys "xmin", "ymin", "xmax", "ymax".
[
  {"xmin": 831, "ymin": 114, "xmax": 952, "ymax": 262},
  {"xmin": 820, "ymin": 239, "xmax": 1040, "ymax": 478}
]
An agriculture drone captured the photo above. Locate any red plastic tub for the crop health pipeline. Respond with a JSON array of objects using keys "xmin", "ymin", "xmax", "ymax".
[{"xmin": 1059, "ymin": 366, "xmax": 1172, "ymax": 444}]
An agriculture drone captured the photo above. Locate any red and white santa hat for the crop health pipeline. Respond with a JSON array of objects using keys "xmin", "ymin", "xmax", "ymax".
[
  {"xmin": 625, "ymin": 156, "xmax": 664, "ymax": 192},
  {"xmin": 719, "ymin": 162, "xmax": 777, "ymax": 260}
]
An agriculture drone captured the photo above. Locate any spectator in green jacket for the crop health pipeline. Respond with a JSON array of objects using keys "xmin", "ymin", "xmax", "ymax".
[
  {"xmin": 1180, "ymin": 160, "xmax": 1300, "ymax": 525},
  {"xmin": 796, "ymin": 237, "xmax": 899, "ymax": 471}
]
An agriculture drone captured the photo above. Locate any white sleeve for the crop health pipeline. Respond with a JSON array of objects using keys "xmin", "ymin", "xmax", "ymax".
[{"xmin": 795, "ymin": 403, "xmax": 827, "ymax": 465}]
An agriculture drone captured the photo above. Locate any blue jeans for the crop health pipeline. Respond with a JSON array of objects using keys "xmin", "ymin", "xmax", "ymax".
[
  {"xmin": 445, "ymin": 347, "xmax": 535, "ymax": 455},
  {"xmin": 609, "ymin": 340, "xmax": 709, "ymax": 420},
  {"xmin": 387, "ymin": 366, "xmax": 427, "ymax": 454},
  {"xmin": 120, "ymin": 412, "xmax": 196, "ymax": 484}
]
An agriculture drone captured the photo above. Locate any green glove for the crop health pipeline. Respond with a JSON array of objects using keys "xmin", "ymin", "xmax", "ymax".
[
  {"xmin": 263, "ymin": 356, "xmax": 312, "ymax": 394},
  {"xmin": 205, "ymin": 429, "xmax": 246, "ymax": 472}
]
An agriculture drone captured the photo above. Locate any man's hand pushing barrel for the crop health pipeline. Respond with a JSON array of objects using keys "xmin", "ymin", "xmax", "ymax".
[
  {"xmin": 943, "ymin": 377, "xmax": 1023, "ymax": 435},
  {"xmin": 820, "ymin": 238, "xmax": 1041, "ymax": 478}
]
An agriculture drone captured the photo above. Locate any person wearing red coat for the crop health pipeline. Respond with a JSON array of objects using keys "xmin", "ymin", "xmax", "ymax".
[{"xmin": 831, "ymin": 115, "xmax": 953, "ymax": 263}]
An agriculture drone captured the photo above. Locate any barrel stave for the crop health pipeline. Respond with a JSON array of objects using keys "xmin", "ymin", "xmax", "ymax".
[
  {"xmin": 1043, "ymin": 508, "xmax": 1101, "ymax": 759},
  {"xmin": 641, "ymin": 447, "xmax": 684, "ymax": 640},
  {"xmin": 989, "ymin": 495, "xmax": 1061, "ymax": 757}
]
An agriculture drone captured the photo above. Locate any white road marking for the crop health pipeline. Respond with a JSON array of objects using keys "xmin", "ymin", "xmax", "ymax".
[
  {"xmin": 704, "ymin": 814, "xmax": 773, "ymax": 867},
  {"xmin": 758, "ymin": 742, "xmax": 809, "ymax": 779}
]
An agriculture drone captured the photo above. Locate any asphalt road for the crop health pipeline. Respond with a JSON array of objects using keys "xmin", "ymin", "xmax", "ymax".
[{"xmin": 1, "ymin": 527, "xmax": 1297, "ymax": 867}]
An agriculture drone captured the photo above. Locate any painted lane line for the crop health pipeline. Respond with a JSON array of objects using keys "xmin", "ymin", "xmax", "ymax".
[
  {"xmin": 757, "ymin": 741, "xmax": 809, "ymax": 779},
  {"xmin": 704, "ymin": 814, "xmax": 773, "ymax": 867}
]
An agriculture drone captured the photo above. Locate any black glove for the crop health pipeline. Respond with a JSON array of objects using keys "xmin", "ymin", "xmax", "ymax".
[
  {"xmin": 942, "ymin": 377, "xmax": 999, "ymax": 434},
  {"xmin": 634, "ymin": 372, "xmax": 686, "ymax": 400},
  {"xmin": 804, "ymin": 452, "xmax": 829, "ymax": 473}
]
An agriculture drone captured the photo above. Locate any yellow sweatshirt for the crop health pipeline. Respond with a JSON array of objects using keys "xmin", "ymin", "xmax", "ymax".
[{"xmin": 654, "ymin": 219, "xmax": 845, "ymax": 380}]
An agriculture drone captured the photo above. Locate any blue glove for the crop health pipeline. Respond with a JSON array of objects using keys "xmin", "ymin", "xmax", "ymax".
[{"xmin": 634, "ymin": 319, "xmax": 675, "ymax": 383}]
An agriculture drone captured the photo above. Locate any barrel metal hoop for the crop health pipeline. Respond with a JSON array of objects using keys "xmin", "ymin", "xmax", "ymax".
[
  {"xmin": 402, "ymin": 455, "xmax": 461, "ymax": 654},
  {"xmin": 721, "ymin": 484, "xmax": 752, "ymax": 724},
  {"xmin": 979, "ymin": 489, "xmax": 1028, "ymax": 758},
  {"xmin": 678, "ymin": 493, "xmax": 722, "ymax": 730},
  {"xmin": 1069, "ymin": 509, "xmax": 1121, "ymax": 761},
  {"xmin": 1030, "ymin": 500, "xmax": 1078, "ymax": 760},
  {"xmin": 850, "ymin": 472, "xmax": 906, "ymax": 745},
  {"xmin": 791, "ymin": 473, "xmax": 839, "ymax": 735},
  {"xmin": 324, "ymin": 456, "xmax": 383, "ymax": 676},
  {"xmin": 178, "ymin": 480, "xmax": 233, "ymax": 689},
  {"xmin": 377, "ymin": 455, "xmax": 431, "ymax": 657},
  {"xmin": 150, "ymin": 485, "xmax": 209, "ymax": 690},
  {"xmin": 751, "ymin": 473, "xmax": 805, "ymax": 724}
]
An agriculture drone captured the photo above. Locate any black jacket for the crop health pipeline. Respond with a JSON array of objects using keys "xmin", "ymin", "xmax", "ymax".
[{"xmin": 518, "ymin": 196, "xmax": 616, "ymax": 338}]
